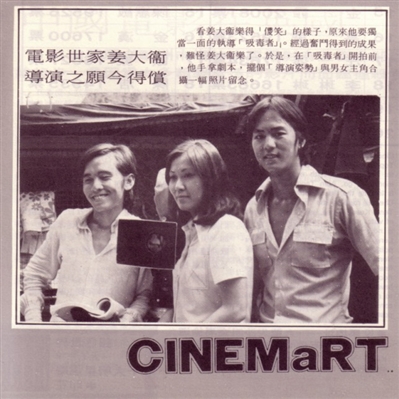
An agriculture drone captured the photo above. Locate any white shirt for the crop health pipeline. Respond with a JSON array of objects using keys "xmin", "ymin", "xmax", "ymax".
[
  {"xmin": 22, "ymin": 208, "xmax": 153, "ymax": 321},
  {"xmin": 173, "ymin": 214, "xmax": 253, "ymax": 323},
  {"xmin": 244, "ymin": 165, "xmax": 379, "ymax": 324}
]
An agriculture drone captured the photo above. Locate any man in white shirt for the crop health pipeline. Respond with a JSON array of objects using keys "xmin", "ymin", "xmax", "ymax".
[
  {"xmin": 21, "ymin": 143, "xmax": 152, "ymax": 323},
  {"xmin": 244, "ymin": 96, "xmax": 379, "ymax": 324}
]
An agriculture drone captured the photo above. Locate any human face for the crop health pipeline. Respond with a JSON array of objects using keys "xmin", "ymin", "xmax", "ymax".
[
  {"xmin": 83, "ymin": 153, "xmax": 134, "ymax": 217},
  {"xmin": 252, "ymin": 109, "xmax": 303, "ymax": 177},
  {"xmin": 168, "ymin": 154, "xmax": 204, "ymax": 218}
]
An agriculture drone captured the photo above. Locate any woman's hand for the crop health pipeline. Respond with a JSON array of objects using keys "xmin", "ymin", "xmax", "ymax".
[{"xmin": 158, "ymin": 308, "xmax": 174, "ymax": 323}]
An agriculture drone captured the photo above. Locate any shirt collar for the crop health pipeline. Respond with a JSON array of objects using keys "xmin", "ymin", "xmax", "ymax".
[
  {"xmin": 77, "ymin": 208, "xmax": 132, "ymax": 233},
  {"xmin": 255, "ymin": 164, "xmax": 326, "ymax": 202},
  {"xmin": 182, "ymin": 219, "xmax": 211, "ymax": 243},
  {"xmin": 296, "ymin": 164, "xmax": 327, "ymax": 190}
]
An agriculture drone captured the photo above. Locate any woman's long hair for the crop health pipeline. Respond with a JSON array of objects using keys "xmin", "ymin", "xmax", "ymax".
[{"xmin": 165, "ymin": 139, "xmax": 242, "ymax": 226}]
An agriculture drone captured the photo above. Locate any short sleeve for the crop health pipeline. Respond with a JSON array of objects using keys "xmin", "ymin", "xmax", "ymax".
[{"xmin": 208, "ymin": 215, "xmax": 253, "ymax": 285}]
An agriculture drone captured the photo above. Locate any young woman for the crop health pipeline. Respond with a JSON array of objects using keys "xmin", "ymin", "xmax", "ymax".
[{"xmin": 159, "ymin": 139, "xmax": 253, "ymax": 323}]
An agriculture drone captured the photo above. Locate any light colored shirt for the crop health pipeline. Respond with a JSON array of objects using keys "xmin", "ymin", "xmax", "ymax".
[
  {"xmin": 244, "ymin": 165, "xmax": 379, "ymax": 324},
  {"xmin": 173, "ymin": 214, "xmax": 253, "ymax": 323},
  {"xmin": 22, "ymin": 208, "xmax": 153, "ymax": 322}
]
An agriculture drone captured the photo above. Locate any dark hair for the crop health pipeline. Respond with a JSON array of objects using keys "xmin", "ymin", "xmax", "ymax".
[
  {"xmin": 80, "ymin": 143, "xmax": 138, "ymax": 212},
  {"xmin": 247, "ymin": 96, "xmax": 309, "ymax": 164},
  {"xmin": 165, "ymin": 139, "xmax": 242, "ymax": 226}
]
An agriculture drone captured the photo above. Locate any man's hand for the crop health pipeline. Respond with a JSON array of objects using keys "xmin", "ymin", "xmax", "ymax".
[{"xmin": 119, "ymin": 308, "xmax": 143, "ymax": 323}]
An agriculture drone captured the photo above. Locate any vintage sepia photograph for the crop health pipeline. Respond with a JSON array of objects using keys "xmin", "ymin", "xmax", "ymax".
[
  {"xmin": 2, "ymin": 3, "xmax": 397, "ymax": 399},
  {"xmin": 17, "ymin": 92, "xmax": 382, "ymax": 326}
]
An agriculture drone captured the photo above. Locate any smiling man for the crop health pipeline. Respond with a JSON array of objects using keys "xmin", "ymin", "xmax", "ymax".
[
  {"xmin": 20, "ymin": 143, "xmax": 152, "ymax": 323},
  {"xmin": 244, "ymin": 96, "xmax": 379, "ymax": 324}
]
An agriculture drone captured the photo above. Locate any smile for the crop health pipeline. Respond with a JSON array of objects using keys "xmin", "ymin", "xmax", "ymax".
[
  {"xmin": 91, "ymin": 193, "xmax": 108, "ymax": 200},
  {"xmin": 263, "ymin": 154, "xmax": 278, "ymax": 160}
]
